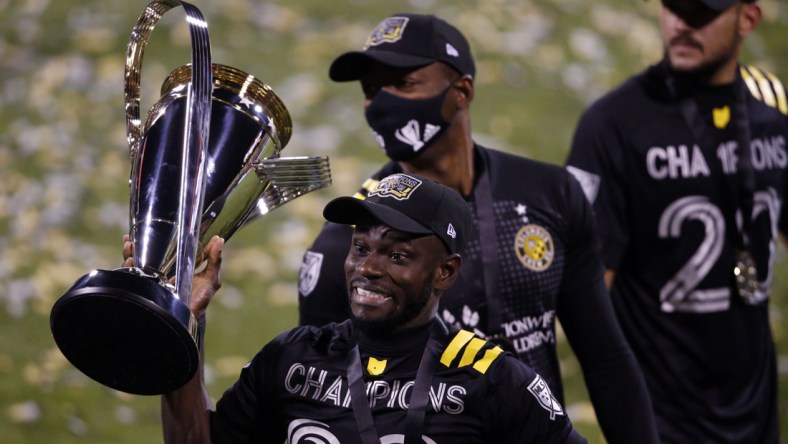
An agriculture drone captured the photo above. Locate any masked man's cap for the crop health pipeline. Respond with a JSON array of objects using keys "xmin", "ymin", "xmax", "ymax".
[
  {"xmin": 323, "ymin": 173, "xmax": 471, "ymax": 254},
  {"xmin": 329, "ymin": 13, "xmax": 475, "ymax": 82}
]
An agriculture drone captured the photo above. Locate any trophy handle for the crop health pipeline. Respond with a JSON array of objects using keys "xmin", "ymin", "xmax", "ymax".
[
  {"xmin": 196, "ymin": 156, "xmax": 333, "ymax": 245},
  {"xmin": 250, "ymin": 156, "xmax": 333, "ymax": 220}
]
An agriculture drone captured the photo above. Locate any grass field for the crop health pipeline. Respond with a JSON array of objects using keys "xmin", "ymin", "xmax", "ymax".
[{"xmin": 1, "ymin": 0, "xmax": 786, "ymax": 442}]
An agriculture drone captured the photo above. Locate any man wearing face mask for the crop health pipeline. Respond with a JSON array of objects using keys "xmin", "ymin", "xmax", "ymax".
[{"xmin": 298, "ymin": 13, "xmax": 659, "ymax": 443}]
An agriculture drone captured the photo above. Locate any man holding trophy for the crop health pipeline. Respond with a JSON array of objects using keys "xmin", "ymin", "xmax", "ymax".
[{"xmin": 148, "ymin": 173, "xmax": 587, "ymax": 444}]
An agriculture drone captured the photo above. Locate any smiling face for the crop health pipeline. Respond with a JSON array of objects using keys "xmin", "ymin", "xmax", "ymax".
[
  {"xmin": 659, "ymin": 0, "xmax": 761, "ymax": 85},
  {"xmin": 344, "ymin": 222, "xmax": 460, "ymax": 334}
]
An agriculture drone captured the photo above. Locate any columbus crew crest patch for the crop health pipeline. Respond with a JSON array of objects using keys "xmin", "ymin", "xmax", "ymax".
[{"xmin": 514, "ymin": 224, "xmax": 554, "ymax": 271}]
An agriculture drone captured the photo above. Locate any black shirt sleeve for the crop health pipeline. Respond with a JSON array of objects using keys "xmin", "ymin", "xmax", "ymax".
[
  {"xmin": 488, "ymin": 354, "xmax": 588, "ymax": 444},
  {"xmin": 555, "ymin": 172, "xmax": 660, "ymax": 444},
  {"xmin": 780, "ymin": 159, "xmax": 788, "ymax": 237},
  {"xmin": 211, "ymin": 340, "xmax": 285, "ymax": 444},
  {"xmin": 298, "ymin": 221, "xmax": 353, "ymax": 326},
  {"xmin": 565, "ymin": 99, "xmax": 631, "ymax": 270}
]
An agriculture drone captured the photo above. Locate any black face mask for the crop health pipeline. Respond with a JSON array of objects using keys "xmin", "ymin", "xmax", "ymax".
[{"xmin": 364, "ymin": 86, "xmax": 452, "ymax": 162}]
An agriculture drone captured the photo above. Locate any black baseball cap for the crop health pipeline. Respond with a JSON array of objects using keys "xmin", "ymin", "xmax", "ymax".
[
  {"xmin": 692, "ymin": 0, "xmax": 756, "ymax": 11},
  {"xmin": 329, "ymin": 13, "xmax": 476, "ymax": 82},
  {"xmin": 323, "ymin": 173, "xmax": 471, "ymax": 254}
]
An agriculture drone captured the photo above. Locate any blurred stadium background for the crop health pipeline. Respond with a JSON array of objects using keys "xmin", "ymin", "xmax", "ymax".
[{"xmin": 1, "ymin": 0, "xmax": 786, "ymax": 442}]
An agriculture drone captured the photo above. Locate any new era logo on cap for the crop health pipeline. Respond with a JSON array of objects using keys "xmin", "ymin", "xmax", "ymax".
[{"xmin": 323, "ymin": 173, "xmax": 471, "ymax": 254}]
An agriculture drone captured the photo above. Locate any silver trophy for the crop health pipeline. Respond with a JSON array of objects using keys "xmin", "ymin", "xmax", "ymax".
[{"xmin": 49, "ymin": 0, "xmax": 331, "ymax": 395}]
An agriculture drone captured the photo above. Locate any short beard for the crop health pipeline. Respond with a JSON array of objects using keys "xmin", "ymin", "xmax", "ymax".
[
  {"xmin": 352, "ymin": 279, "xmax": 434, "ymax": 336},
  {"xmin": 667, "ymin": 55, "xmax": 726, "ymax": 85},
  {"xmin": 664, "ymin": 35, "xmax": 742, "ymax": 85}
]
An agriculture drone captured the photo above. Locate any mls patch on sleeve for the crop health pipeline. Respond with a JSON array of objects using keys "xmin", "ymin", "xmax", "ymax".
[
  {"xmin": 299, "ymin": 251, "xmax": 324, "ymax": 297},
  {"xmin": 527, "ymin": 374, "xmax": 565, "ymax": 420},
  {"xmin": 566, "ymin": 165, "xmax": 601, "ymax": 205}
]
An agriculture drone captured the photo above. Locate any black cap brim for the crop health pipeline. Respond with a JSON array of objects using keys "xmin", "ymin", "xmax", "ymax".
[
  {"xmin": 324, "ymin": 196, "xmax": 433, "ymax": 235},
  {"xmin": 696, "ymin": 0, "xmax": 739, "ymax": 11},
  {"xmin": 329, "ymin": 50, "xmax": 434, "ymax": 81}
]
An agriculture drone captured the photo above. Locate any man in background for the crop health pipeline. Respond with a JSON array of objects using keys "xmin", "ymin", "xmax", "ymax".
[{"xmin": 566, "ymin": 0, "xmax": 785, "ymax": 441}]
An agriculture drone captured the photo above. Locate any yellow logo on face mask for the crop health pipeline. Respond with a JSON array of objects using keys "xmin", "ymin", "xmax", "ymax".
[
  {"xmin": 713, "ymin": 106, "xmax": 730, "ymax": 129},
  {"xmin": 367, "ymin": 357, "xmax": 387, "ymax": 376}
]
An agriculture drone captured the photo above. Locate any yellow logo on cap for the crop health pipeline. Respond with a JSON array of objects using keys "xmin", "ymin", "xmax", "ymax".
[
  {"xmin": 364, "ymin": 17, "xmax": 410, "ymax": 49},
  {"xmin": 369, "ymin": 174, "xmax": 422, "ymax": 200},
  {"xmin": 514, "ymin": 224, "xmax": 554, "ymax": 271},
  {"xmin": 713, "ymin": 106, "xmax": 730, "ymax": 129},
  {"xmin": 367, "ymin": 357, "xmax": 387, "ymax": 376}
]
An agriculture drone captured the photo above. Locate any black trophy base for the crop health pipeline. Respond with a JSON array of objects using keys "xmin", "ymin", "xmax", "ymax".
[{"xmin": 50, "ymin": 268, "xmax": 199, "ymax": 395}]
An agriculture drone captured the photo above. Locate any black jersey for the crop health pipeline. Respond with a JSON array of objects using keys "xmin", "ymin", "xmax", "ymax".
[
  {"xmin": 566, "ymin": 63, "xmax": 787, "ymax": 443},
  {"xmin": 299, "ymin": 146, "xmax": 658, "ymax": 443},
  {"xmin": 210, "ymin": 317, "xmax": 585, "ymax": 443}
]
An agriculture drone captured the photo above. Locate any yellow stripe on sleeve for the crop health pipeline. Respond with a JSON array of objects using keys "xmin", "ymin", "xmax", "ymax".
[
  {"xmin": 458, "ymin": 338, "xmax": 486, "ymax": 368},
  {"xmin": 748, "ymin": 66, "xmax": 778, "ymax": 108},
  {"xmin": 361, "ymin": 178, "xmax": 380, "ymax": 195},
  {"xmin": 353, "ymin": 178, "xmax": 381, "ymax": 200},
  {"xmin": 472, "ymin": 346, "xmax": 504, "ymax": 375},
  {"xmin": 764, "ymin": 70, "xmax": 788, "ymax": 115},
  {"xmin": 440, "ymin": 330, "xmax": 475, "ymax": 367},
  {"xmin": 741, "ymin": 67, "xmax": 762, "ymax": 101}
]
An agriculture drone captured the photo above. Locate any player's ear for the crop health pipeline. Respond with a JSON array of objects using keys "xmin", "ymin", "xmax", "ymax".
[
  {"xmin": 738, "ymin": 3, "xmax": 761, "ymax": 37},
  {"xmin": 453, "ymin": 75, "xmax": 474, "ymax": 109},
  {"xmin": 434, "ymin": 253, "xmax": 462, "ymax": 291}
]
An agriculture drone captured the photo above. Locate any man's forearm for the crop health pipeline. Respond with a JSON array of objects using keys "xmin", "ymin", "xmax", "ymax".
[{"xmin": 161, "ymin": 369, "xmax": 213, "ymax": 444}]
